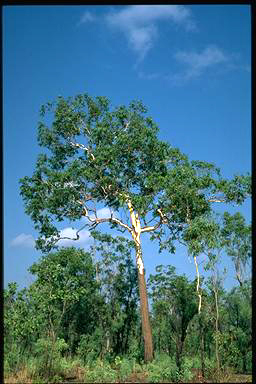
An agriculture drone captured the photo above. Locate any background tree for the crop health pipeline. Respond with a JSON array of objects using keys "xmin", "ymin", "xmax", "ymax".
[
  {"xmin": 222, "ymin": 283, "xmax": 252, "ymax": 373},
  {"xmin": 86, "ymin": 231, "xmax": 139, "ymax": 360},
  {"xmin": 148, "ymin": 265, "xmax": 198, "ymax": 372},
  {"xmin": 19, "ymin": 92, "xmax": 251, "ymax": 362},
  {"xmin": 221, "ymin": 212, "xmax": 251, "ymax": 288},
  {"xmin": 27, "ymin": 247, "xmax": 98, "ymax": 376},
  {"xmin": 4, "ymin": 284, "xmax": 35, "ymax": 373}
]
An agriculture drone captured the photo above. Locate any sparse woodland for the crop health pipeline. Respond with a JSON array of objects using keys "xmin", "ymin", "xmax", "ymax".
[{"xmin": 5, "ymin": 93, "xmax": 251, "ymax": 383}]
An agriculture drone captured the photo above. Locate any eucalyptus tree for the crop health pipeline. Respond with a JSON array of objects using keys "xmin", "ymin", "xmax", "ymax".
[{"xmin": 20, "ymin": 92, "xmax": 250, "ymax": 362}]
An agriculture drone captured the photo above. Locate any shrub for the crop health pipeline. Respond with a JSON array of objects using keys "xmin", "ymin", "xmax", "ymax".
[
  {"xmin": 204, "ymin": 357, "xmax": 216, "ymax": 379},
  {"xmin": 113, "ymin": 356, "xmax": 135, "ymax": 381},
  {"xmin": 33, "ymin": 337, "xmax": 68, "ymax": 378},
  {"xmin": 146, "ymin": 354, "xmax": 177, "ymax": 382},
  {"xmin": 76, "ymin": 329, "xmax": 103, "ymax": 365},
  {"xmin": 179, "ymin": 357, "xmax": 193, "ymax": 381},
  {"xmin": 85, "ymin": 359, "xmax": 117, "ymax": 383},
  {"xmin": 4, "ymin": 344, "xmax": 24, "ymax": 374},
  {"xmin": 246, "ymin": 351, "xmax": 252, "ymax": 373}
]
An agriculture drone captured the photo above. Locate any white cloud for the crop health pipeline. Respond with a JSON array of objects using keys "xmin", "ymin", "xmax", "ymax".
[
  {"xmin": 106, "ymin": 5, "xmax": 195, "ymax": 61},
  {"xmin": 96, "ymin": 207, "xmax": 114, "ymax": 219},
  {"xmin": 173, "ymin": 45, "xmax": 229, "ymax": 81},
  {"xmin": 58, "ymin": 227, "xmax": 90, "ymax": 246},
  {"xmin": 10, "ymin": 233, "xmax": 35, "ymax": 248},
  {"xmin": 79, "ymin": 11, "xmax": 96, "ymax": 24},
  {"xmin": 86, "ymin": 207, "xmax": 116, "ymax": 222}
]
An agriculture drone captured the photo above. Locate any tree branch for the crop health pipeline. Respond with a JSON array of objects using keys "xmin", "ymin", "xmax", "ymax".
[
  {"xmin": 69, "ymin": 141, "xmax": 95, "ymax": 161},
  {"xmin": 208, "ymin": 196, "xmax": 226, "ymax": 203},
  {"xmin": 80, "ymin": 203, "xmax": 133, "ymax": 233},
  {"xmin": 141, "ymin": 209, "xmax": 167, "ymax": 233}
]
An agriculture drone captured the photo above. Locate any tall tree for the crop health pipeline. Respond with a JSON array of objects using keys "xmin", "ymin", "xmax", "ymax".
[{"xmin": 20, "ymin": 93, "xmax": 250, "ymax": 362}]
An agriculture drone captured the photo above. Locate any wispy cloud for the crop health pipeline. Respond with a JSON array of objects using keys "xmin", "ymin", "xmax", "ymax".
[
  {"xmin": 175, "ymin": 45, "xmax": 228, "ymax": 77},
  {"xmin": 78, "ymin": 11, "xmax": 96, "ymax": 26},
  {"xmin": 169, "ymin": 45, "xmax": 229, "ymax": 84},
  {"xmin": 138, "ymin": 45, "xmax": 248, "ymax": 86},
  {"xmin": 105, "ymin": 5, "xmax": 195, "ymax": 61},
  {"xmin": 10, "ymin": 233, "xmax": 35, "ymax": 248}
]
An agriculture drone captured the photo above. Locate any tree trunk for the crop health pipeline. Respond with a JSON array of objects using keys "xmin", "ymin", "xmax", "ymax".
[
  {"xmin": 176, "ymin": 340, "xmax": 183, "ymax": 372},
  {"xmin": 136, "ymin": 243, "xmax": 154, "ymax": 362},
  {"xmin": 127, "ymin": 201, "xmax": 153, "ymax": 362},
  {"xmin": 176, "ymin": 333, "xmax": 185, "ymax": 373},
  {"xmin": 213, "ymin": 278, "xmax": 220, "ymax": 382}
]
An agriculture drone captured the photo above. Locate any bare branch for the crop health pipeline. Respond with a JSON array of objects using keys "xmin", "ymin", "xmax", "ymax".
[
  {"xmin": 80, "ymin": 201, "xmax": 133, "ymax": 233},
  {"xmin": 141, "ymin": 221, "xmax": 162, "ymax": 233},
  {"xmin": 141, "ymin": 207, "xmax": 169, "ymax": 233},
  {"xmin": 69, "ymin": 141, "xmax": 95, "ymax": 161}
]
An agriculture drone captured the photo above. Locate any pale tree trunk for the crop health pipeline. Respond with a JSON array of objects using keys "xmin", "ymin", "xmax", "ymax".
[{"xmin": 128, "ymin": 201, "xmax": 153, "ymax": 362}]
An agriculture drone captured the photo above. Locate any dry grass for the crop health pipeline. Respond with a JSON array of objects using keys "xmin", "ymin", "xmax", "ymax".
[{"xmin": 4, "ymin": 367, "xmax": 34, "ymax": 383}]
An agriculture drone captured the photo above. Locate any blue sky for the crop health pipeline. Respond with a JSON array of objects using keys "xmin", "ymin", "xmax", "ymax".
[{"xmin": 4, "ymin": 5, "xmax": 251, "ymax": 290}]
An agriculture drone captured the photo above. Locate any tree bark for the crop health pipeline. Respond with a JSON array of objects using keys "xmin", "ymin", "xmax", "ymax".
[{"xmin": 136, "ymin": 243, "xmax": 154, "ymax": 362}]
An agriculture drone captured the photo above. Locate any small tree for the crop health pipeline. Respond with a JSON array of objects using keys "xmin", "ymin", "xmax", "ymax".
[
  {"xmin": 20, "ymin": 93, "xmax": 250, "ymax": 362},
  {"xmin": 149, "ymin": 265, "xmax": 198, "ymax": 371},
  {"xmin": 28, "ymin": 247, "xmax": 97, "ymax": 344},
  {"xmin": 221, "ymin": 212, "xmax": 251, "ymax": 288}
]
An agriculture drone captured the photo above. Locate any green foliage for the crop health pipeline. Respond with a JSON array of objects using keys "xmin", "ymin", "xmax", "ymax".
[
  {"xmin": 113, "ymin": 356, "xmax": 135, "ymax": 381},
  {"xmin": 221, "ymin": 212, "xmax": 251, "ymax": 285},
  {"xmin": 4, "ymin": 343, "xmax": 24, "ymax": 374},
  {"xmin": 182, "ymin": 214, "xmax": 221, "ymax": 256},
  {"xmin": 204, "ymin": 357, "xmax": 217, "ymax": 379},
  {"xmin": 85, "ymin": 359, "xmax": 118, "ymax": 383},
  {"xmin": 148, "ymin": 265, "xmax": 198, "ymax": 370},
  {"xmin": 7, "ymin": 86, "xmax": 253, "ymax": 379},
  {"xmin": 4, "ymin": 242, "xmax": 252, "ymax": 382},
  {"xmin": 33, "ymin": 337, "xmax": 68, "ymax": 378},
  {"xmin": 90, "ymin": 231, "xmax": 139, "ymax": 358},
  {"xmin": 20, "ymin": 92, "xmax": 250, "ymax": 255},
  {"xmin": 179, "ymin": 357, "xmax": 194, "ymax": 381},
  {"xmin": 145, "ymin": 354, "xmax": 178, "ymax": 382},
  {"xmin": 77, "ymin": 329, "xmax": 104, "ymax": 364}
]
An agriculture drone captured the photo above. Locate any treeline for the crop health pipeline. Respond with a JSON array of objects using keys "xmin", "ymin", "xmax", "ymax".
[{"xmin": 4, "ymin": 231, "xmax": 251, "ymax": 383}]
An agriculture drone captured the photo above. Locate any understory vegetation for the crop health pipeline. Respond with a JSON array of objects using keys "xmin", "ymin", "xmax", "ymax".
[{"xmin": 4, "ymin": 232, "xmax": 251, "ymax": 383}]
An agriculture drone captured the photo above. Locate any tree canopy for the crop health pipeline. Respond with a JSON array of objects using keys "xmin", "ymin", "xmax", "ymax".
[{"xmin": 20, "ymin": 93, "xmax": 251, "ymax": 253}]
